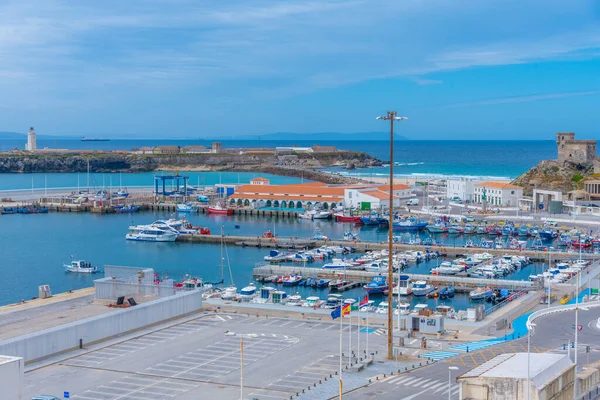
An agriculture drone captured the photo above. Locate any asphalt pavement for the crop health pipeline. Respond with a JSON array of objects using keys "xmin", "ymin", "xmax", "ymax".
[{"xmin": 345, "ymin": 305, "xmax": 600, "ymax": 400}]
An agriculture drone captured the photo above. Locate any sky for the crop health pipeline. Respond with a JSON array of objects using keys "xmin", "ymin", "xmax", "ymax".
[{"xmin": 1, "ymin": 0, "xmax": 600, "ymax": 139}]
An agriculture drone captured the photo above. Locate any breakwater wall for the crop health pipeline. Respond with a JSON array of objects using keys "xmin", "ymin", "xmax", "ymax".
[{"xmin": 0, "ymin": 290, "xmax": 203, "ymax": 363}]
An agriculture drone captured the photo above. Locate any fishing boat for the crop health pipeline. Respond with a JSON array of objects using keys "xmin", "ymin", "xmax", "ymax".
[
  {"xmin": 298, "ymin": 211, "xmax": 313, "ymax": 220},
  {"xmin": 322, "ymin": 294, "xmax": 344, "ymax": 309},
  {"xmin": 315, "ymin": 279, "xmax": 331, "ymax": 288},
  {"xmin": 239, "ymin": 283, "xmax": 257, "ymax": 300},
  {"xmin": 286, "ymin": 294, "xmax": 303, "ymax": 306},
  {"xmin": 1, "ymin": 207, "xmax": 16, "ymax": 214},
  {"xmin": 176, "ymin": 203, "xmax": 198, "ymax": 213},
  {"xmin": 207, "ymin": 203, "xmax": 233, "ymax": 215},
  {"xmin": 335, "ymin": 213, "xmax": 362, "ymax": 223},
  {"xmin": 313, "ymin": 211, "xmax": 332, "ymax": 220},
  {"xmin": 396, "ymin": 275, "xmax": 413, "ymax": 296},
  {"xmin": 311, "ymin": 228, "xmax": 329, "ymax": 241},
  {"xmin": 439, "ymin": 285, "xmax": 455, "ymax": 299},
  {"xmin": 64, "ymin": 259, "xmax": 99, "ymax": 274},
  {"xmin": 126, "ymin": 225, "xmax": 178, "ymax": 242},
  {"xmin": 392, "ymin": 217, "xmax": 428, "ymax": 231},
  {"xmin": 517, "ymin": 226, "xmax": 530, "ymax": 236},
  {"xmin": 426, "ymin": 221, "xmax": 447, "ymax": 233},
  {"xmin": 469, "ymin": 286, "xmax": 494, "ymax": 300},
  {"xmin": 115, "ymin": 204, "xmax": 140, "ymax": 213},
  {"xmin": 112, "ymin": 189, "xmax": 129, "ymax": 198},
  {"xmin": 412, "ymin": 280, "xmax": 434, "ymax": 297},
  {"xmin": 342, "ymin": 231, "xmax": 360, "ymax": 241},
  {"xmin": 363, "ymin": 275, "xmax": 388, "ymax": 294},
  {"xmin": 221, "ymin": 286, "xmax": 238, "ymax": 300},
  {"xmin": 447, "ymin": 224, "xmax": 464, "ymax": 234},
  {"xmin": 539, "ymin": 228, "xmax": 557, "ymax": 240},
  {"xmin": 282, "ymin": 274, "xmax": 302, "ymax": 286},
  {"xmin": 321, "ymin": 258, "xmax": 351, "ymax": 269}
]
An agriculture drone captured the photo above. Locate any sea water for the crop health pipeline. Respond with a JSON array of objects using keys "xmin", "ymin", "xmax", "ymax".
[
  {"xmin": 1, "ymin": 139, "xmax": 556, "ymax": 181},
  {"xmin": 0, "ymin": 211, "xmax": 545, "ymax": 309}
]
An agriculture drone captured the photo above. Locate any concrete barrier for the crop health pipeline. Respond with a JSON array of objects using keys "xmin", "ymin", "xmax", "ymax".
[{"xmin": 0, "ymin": 290, "xmax": 203, "ymax": 363}]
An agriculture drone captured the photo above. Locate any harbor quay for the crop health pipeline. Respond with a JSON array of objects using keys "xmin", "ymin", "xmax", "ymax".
[{"xmin": 0, "ymin": 263, "xmax": 558, "ymax": 400}]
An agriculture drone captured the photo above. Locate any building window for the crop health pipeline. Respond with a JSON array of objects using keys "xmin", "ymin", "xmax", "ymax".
[
  {"xmin": 349, "ymin": 192, "xmax": 352, "ymax": 198},
  {"xmin": 511, "ymin": 191, "xmax": 514, "ymax": 195}
]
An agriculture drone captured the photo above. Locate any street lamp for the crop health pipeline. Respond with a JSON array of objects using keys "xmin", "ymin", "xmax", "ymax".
[
  {"xmin": 526, "ymin": 322, "xmax": 536, "ymax": 400},
  {"xmin": 448, "ymin": 366, "xmax": 459, "ymax": 400},
  {"xmin": 376, "ymin": 111, "xmax": 408, "ymax": 360}
]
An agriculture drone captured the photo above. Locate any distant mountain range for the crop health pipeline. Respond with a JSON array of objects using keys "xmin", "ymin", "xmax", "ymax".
[
  {"xmin": 234, "ymin": 132, "xmax": 409, "ymax": 141},
  {"xmin": 0, "ymin": 131, "xmax": 408, "ymax": 141}
]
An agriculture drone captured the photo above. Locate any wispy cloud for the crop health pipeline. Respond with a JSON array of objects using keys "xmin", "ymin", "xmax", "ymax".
[
  {"xmin": 429, "ymin": 90, "xmax": 600, "ymax": 109},
  {"xmin": 0, "ymin": 0, "xmax": 599, "ymax": 135}
]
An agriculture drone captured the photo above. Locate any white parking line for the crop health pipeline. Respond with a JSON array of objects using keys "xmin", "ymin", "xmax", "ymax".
[
  {"xmin": 325, "ymin": 325, "xmax": 337, "ymax": 331},
  {"xmin": 279, "ymin": 320, "xmax": 295, "ymax": 326}
]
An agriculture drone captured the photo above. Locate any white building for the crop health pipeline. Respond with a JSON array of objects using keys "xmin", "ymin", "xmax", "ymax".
[
  {"xmin": 250, "ymin": 177, "xmax": 270, "ymax": 185},
  {"xmin": 25, "ymin": 127, "xmax": 36, "ymax": 151},
  {"xmin": 0, "ymin": 355, "xmax": 24, "ymax": 400},
  {"xmin": 473, "ymin": 181, "xmax": 523, "ymax": 207},
  {"xmin": 457, "ymin": 353, "xmax": 574, "ymax": 400},
  {"xmin": 446, "ymin": 178, "xmax": 481, "ymax": 201},
  {"xmin": 344, "ymin": 188, "xmax": 401, "ymax": 210}
]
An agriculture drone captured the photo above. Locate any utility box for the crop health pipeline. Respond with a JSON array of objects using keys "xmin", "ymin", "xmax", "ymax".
[
  {"xmin": 0, "ymin": 356, "xmax": 24, "ymax": 400},
  {"xmin": 38, "ymin": 285, "xmax": 52, "ymax": 299},
  {"xmin": 418, "ymin": 315, "xmax": 445, "ymax": 335}
]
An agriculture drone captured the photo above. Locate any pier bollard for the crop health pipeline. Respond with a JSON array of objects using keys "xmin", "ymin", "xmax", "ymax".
[
  {"xmin": 466, "ymin": 346, "xmax": 469, "ymax": 353},
  {"xmin": 79, "ymin": 339, "xmax": 83, "ymax": 349}
]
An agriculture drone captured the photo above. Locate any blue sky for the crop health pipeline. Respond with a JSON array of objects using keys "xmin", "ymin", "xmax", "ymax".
[{"xmin": 1, "ymin": 0, "xmax": 600, "ymax": 139}]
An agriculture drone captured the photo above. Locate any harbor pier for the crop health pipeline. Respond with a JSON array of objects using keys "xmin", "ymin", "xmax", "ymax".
[
  {"xmin": 252, "ymin": 264, "xmax": 541, "ymax": 292},
  {"xmin": 176, "ymin": 233, "xmax": 598, "ymax": 261}
]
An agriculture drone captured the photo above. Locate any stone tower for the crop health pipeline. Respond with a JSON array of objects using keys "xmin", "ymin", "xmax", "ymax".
[
  {"xmin": 25, "ymin": 126, "xmax": 37, "ymax": 151},
  {"xmin": 556, "ymin": 132, "xmax": 596, "ymax": 163}
]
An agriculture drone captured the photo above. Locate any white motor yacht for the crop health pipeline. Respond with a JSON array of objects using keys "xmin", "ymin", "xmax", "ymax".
[
  {"xmin": 239, "ymin": 283, "xmax": 257, "ymax": 300},
  {"xmin": 375, "ymin": 302, "xmax": 389, "ymax": 314},
  {"xmin": 302, "ymin": 296, "xmax": 324, "ymax": 308},
  {"xmin": 395, "ymin": 275, "xmax": 413, "ymax": 296},
  {"xmin": 126, "ymin": 225, "xmax": 178, "ymax": 242},
  {"xmin": 64, "ymin": 260, "xmax": 99, "ymax": 274},
  {"xmin": 221, "ymin": 286, "xmax": 238, "ymax": 300},
  {"xmin": 322, "ymin": 258, "xmax": 352, "ymax": 269},
  {"xmin": 412, "ymin": 281, "xmax": 434, "ymax": 297}
]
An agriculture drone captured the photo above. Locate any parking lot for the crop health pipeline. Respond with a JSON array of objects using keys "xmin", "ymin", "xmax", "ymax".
[{"xmin": 24, "ymin": 313, "xmax": 383, "ymax": 400}]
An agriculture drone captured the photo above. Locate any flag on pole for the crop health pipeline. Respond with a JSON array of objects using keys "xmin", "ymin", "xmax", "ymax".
[
  {"xmin": 331, "ymin": 306, "xmax": 342, "ymax": 320},
  {"xmin": 359, "ymin": 295, "xmax": 369, "ymax": 308},
  {"xmin": 342, "ymin": 303, "xmax": 351, "ymax": 317}
]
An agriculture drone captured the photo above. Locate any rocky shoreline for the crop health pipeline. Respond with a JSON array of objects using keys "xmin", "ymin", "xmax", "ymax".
[
  {"xmin": 0, "ymin": 151, "xmax": 381, "ymax": 184},
  {"xmin": 512, "ymin": 159, "xmax": 594, "ymax": 196}
]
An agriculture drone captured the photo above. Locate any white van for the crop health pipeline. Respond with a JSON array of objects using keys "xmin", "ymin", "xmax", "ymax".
[{"xmin": 406, "ymin": 198, "xmax": 419, "ymax": 206}]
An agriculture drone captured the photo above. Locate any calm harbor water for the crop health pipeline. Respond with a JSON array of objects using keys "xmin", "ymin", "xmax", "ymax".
[
  {"xmin": 0, "ymin": 171, "xmax": 302, "ymax": 192},
  {"xmin": 0, "ymin": 211, "xmax": 552, "ymax": 309}
]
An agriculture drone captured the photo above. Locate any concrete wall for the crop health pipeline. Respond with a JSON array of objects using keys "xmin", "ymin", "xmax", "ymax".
[
  {"xmin": 0, "ymin": 290, "xmax": 203, "ymax": 363},
  {"xmin": 104, "ymin": 265, "xmax": 154, "ymax": 281},
  {"xmin": 94, "ymin": 277, "xmax": 175, "ymax": 301},
  {"xmin": 0, "ymin": 356, "xmax": 24, "ymax": 400}
]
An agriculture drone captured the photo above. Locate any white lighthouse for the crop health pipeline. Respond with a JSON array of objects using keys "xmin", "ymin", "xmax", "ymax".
[{"xmin": 25, "ymin": 127, "xmax": 36, "ymax": 151}]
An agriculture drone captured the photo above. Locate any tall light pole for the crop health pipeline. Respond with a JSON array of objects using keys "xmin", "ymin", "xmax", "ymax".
[
  {"xmin": 448, "ymin": 366, "xmax": 459, "ymax": 399},
  {"xmin": 526, "ymin": 322, "xmax": 536, "ymax": 400},
  {"xmin": 376, "ymin": 111, "xmax": 408, "ymax": 360}
]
